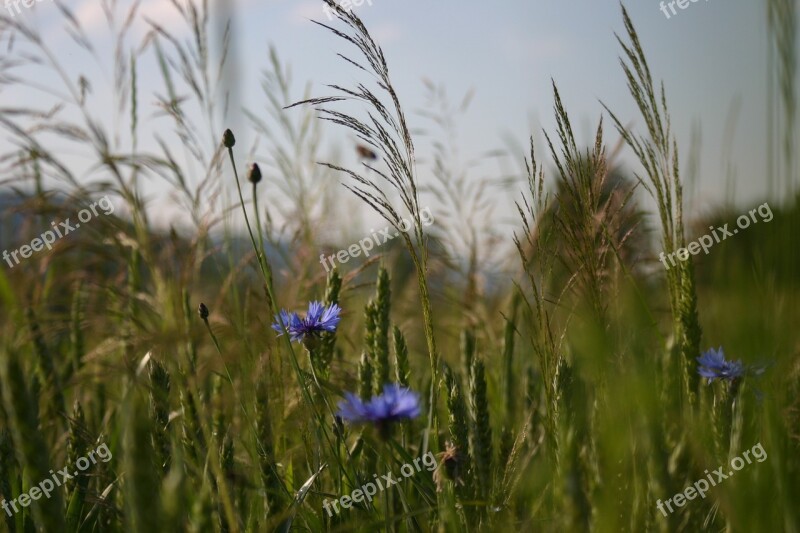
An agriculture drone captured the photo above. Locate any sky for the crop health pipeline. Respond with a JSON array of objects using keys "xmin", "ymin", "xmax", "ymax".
[{"xmin": 0, "ymin": 0, "xmax": 787, "ymax": 240}]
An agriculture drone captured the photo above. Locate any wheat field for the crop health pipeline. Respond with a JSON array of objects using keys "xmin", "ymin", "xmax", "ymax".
[{"xmin": 0, "ymin": 1, "xmax": 798, "ymax": 532}]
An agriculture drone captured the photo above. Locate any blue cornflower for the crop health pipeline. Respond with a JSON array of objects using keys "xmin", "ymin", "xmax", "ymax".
[
  {"xmin": 271, "ymin": 301, "xmax": 341, "ymax": 343},
  {"xmin": 697, "ymin": 347, "xmax": 745, "ymax": 383},
  {"xmin": 337, "ymin": 384, "xmax": 421, "ymax": 438}
]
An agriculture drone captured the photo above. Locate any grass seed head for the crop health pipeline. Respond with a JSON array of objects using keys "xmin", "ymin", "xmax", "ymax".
[
  {"xmin": 222, "ymin": 129, "xmax": 236, "ymax": 148},
  {"xmin": 247, "ymin": 163, "xmax": 262, "ymax": 184}
]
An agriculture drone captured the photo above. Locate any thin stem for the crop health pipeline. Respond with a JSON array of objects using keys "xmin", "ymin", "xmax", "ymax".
[
  {"xmin": 228, "ymin": 149, "xmax": 270, "ymax": 286},
  {"xmin": 226, "ymin": 144, "xmax": 357, "ymax": 490},
  {"xmin": 252, "ymin": 182, "xmax": 266, "ymax": 261}
]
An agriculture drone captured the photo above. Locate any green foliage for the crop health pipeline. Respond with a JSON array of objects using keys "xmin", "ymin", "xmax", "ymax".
[
  {"xmin": 469, "ymin": 357, "xmax": 493, "ymax": 504},
  {"xmin": 0, "ymin": 347, "xmax": 65, "ymax": 532},
  {"xmin": 392, "ymin": 326, "xmax": 410, "ymax": 388},
  {"xmin": 373, "ymin": 267, "xmax": 392, "ymax": 390}
]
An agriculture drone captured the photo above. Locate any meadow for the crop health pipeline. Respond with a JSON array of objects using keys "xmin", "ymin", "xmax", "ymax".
[{"xmin": 0, "ymin": 1, "xmax": 798, "ymax": 532}]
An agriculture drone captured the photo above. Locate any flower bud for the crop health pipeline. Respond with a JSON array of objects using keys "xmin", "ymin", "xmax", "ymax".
[
  {"xmin": 247, "ymin": 163, "xmax": 262, "ymax": 184},
  {"xmin": 222, "ymin": 129, "xmax": 236, "ymax": 148},
  {"xmin": 198, "ymin": 303, "xmax": 209, "ymax": 320}
]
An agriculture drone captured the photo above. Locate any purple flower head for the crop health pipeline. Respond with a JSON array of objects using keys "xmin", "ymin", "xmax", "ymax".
[
  {"xmin": 271, "ymin": 301, "xmax": 341, "ymax": 343},
  {"xmin": 337, "ymin": 384, "xmax": 421, "ymax": 438},
  {"xmin": 697, "ymin": 347, "xmax": 745, "ymax": 383}
]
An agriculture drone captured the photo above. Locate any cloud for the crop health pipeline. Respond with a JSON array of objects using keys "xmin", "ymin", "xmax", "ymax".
[
  {"xmin": 71, "ymin": 0, "xmax": 214, "ymax": 37},
  {"xmin": 287, "ymin": 1, "xmax": 322, "ymax": 25},
  {"xmin": 371, "ymin": 23, "xmax": 400, "ymax": 44},
  {"xmin": 71, "ymin": 0, "xmax": 107, "ymax": 32}
]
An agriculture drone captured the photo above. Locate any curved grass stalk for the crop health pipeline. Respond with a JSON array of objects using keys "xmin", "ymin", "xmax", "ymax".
[{"xmin": 286, "ymin": 0, "xmax": 441, "ymax": 450}]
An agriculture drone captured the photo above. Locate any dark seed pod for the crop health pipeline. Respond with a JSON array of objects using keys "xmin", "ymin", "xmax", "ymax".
[
  {"xmin": 222, "ymin": 129, "xmax": 235, "ymax": 148},
  {"xmin": 247, "ymin": 163, "xmax": 262, "ymax": 184}
]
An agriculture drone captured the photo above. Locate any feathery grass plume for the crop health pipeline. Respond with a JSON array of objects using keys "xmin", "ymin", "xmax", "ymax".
[
  {"xmin": 123, "ymin": 389, "xmax": 162, "ymax": 533},
  {"xmin": 534, "ymin": 83, "xmax": 623, "ymax": 524},
  {"xmin": 469, "ymin": 357, "xmax": 493, "ymax": 504},
  {"xmin": 25, "ymin": 306, "xmax": 65, "ymax": 423},
  {"xmin": 443, "ymin": 364, "xmax": 471, "ymax": 494},
  {"xmin": 373, "ymin": 267, "xmax": 392, "ymax": 389},
  {"xmin": 514, "ymin": 137, "xmax": 566, "ymax": 453},
  {"xmin": 416, "ymin": 82, "xmax": 501, "ymax": 310},
  {"xmin": 603, "ymin": 6, "xmax": 702, "ymax": 404},
  {"xmin": 245, "ymin": 46, "xmax": 340, "ymax": 248},
  {"xmin": 149, "ymin": 358, "xmax": 172, "ymax": 473},
  {"xmin": 0, "ymin": 347, "xmax": 65, "ymax": 532},
  {"xmin": 544, "ymin": 84, "xmax": 629, "ymax": 328},
  {"xmin": 289, "ymin": 0, "xmax": 441, "ymax": 436},
  {"xmin": 392, "ymin": 326, "xmax": 410, "ymax": 388}
]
